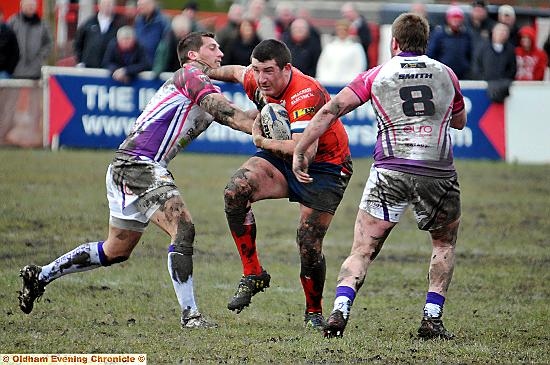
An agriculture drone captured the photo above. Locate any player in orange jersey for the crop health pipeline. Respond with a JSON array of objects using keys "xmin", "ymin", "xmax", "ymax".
[{"xmin": 207, "ymin": 39, "xmax": 352, "ymax": 329}]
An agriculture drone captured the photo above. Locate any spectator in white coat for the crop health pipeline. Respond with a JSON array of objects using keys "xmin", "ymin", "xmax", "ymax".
[{"xmin": 316, "ymin": 19, "xmax": 367, "ymax": 86}]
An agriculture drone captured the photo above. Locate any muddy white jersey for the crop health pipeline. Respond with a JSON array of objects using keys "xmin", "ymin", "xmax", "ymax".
[
  {"xmin": 348, "ymin": 52, "xmax": 465, "ymax": 177},
  {"xmin": 117, "ymin": 63, "xmax": 219, "ymax": 167}
]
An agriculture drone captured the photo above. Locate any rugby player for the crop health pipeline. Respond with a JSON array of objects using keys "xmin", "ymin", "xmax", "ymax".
[
  {"xmin": 206, "ymin": 39, "xmax": 353, "ymax": 329},
  {"xmin": 293, "ymin": 13, "xmax": 467, "ymax": 339},
  {"xmin": 18, "ymin": 32, "xmax": 256, "ymax": 328}
]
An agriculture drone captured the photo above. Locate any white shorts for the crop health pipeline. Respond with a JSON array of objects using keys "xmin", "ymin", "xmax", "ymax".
[
  {"xmin": 106, "ymin": 154, "xmax": 180, "ymax": 231},
  {"xmin": 359, "ymin": 165, "xmax": 460, "ymax": 231}
]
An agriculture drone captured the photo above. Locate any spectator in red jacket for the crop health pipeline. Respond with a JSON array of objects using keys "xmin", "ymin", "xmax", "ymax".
[{"xmin": 515, "ymin": 26, "xmax": 548, "ymax": 81}]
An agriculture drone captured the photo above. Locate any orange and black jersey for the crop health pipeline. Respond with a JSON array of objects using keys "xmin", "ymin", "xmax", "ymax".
[{"xmin": 243, "ymin": 66, "xmax": 351, "ymax": 167}]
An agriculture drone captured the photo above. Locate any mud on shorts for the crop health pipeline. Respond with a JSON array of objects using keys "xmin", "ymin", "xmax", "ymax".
[
  {"xmin": 106, "ymin": 153, "xmax": 180, "ymax": 232},
  {"xmin": 359, "ymin": 166, "xmax": 461, "ymax": 231},
  {"xmin": 255, "ymin": 150, "xmax": 352, "ymax": 215}
]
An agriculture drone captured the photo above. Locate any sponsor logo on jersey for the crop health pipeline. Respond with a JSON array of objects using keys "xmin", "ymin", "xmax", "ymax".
[
  {"xmin": 292, "ymin": 107, "xmax": 316, "ymax": 120},
  {"xmin": 400, "ymin": 62, "xmax": 427, "ymax": 68},
  {"xmin": 403, "ymin": 125, "xmax": 433, "ymax": 135},
  {"xmin": 290, "ymin": 88, "xmax": 314, "ymax": 106},
  {"xmin": 290, "ymin": 87, "xmax": 312, "ymax": 99}
]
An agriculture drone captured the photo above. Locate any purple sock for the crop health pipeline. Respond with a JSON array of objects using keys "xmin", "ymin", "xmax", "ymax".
[
  {"xmin": 424, "ymin": 292, "xmax": 445, "ymax": 317},
  {"xmin": 97, "ymin": 241, "xmax": 107, "ymax": 266},
  {"xmin": 426, "ymin": 291, "xmax": 445, "ymax": 306},
  {"xmin": 335, "ymin": 285, "xmax": 356, "ymax": 302}
]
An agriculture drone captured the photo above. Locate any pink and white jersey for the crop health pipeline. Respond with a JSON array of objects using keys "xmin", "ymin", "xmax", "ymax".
[
  {"xmin": 118, "ymin": 63, "xmax": 220, "ymax": 167},
  {"xmin": 348, "ymin": 52, "xmax": 465, "ymax": 177}
]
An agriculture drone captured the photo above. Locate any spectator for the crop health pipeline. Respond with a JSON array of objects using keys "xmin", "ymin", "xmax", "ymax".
[
  {"xmin": 316, "ymin": 19, "xmax": 366, "ymax": 86},
  {"xmin": 134, "ymin": 0, "xmax": 169, "ymax": 64},
  {"xmin": 216, "ymin": 3, "xmax": 243, "ymax": 55},
  {"xmin": 102, "ymin": 26, "xmax": 151, "ymax": 83},
  {"xmin": 498, "ymin": 4, "xmax": 519, "ymax": 46},
  {"xmin": 296, "ymin": 7, "xmax": 322, "ymax": 54},
  {"xmin": 427, "ymin": 5, "xmax": 472, "ymax": 80},
  {"xmin": 74, "ymin": 0, "xmax": 127, "ymax": 69},
  {"xmin": 515, "ymin": 26, "xmax": 548, "ymax": 81},
  {"xmin": 473, "ymin": 22, "xmax": 516, "ymax": 102},
  {"xmin": 0, "ymin": 7, "xmax": 20, "ymax": 79},
  {"xmin": 544, "ymin": 32, "xmax": 550, "ymax": 67},
  {"xmin": 247, "ymin": 0, "xmax": 276, "ymax": 40},
  {"xmin": 282, "ymin": 18, "xmax": 321, "ymax": 77},
  {"xmin": 466, "ymin": 0, "xmax": 496, "ymax": 61},
  {"xmin": 341, "ymin": 2, "xmax": 371, "ymax": 70},
  {"xmin": 153, "ymin": 14, "xmax": 191, "ymax": 76},
  {"xmin": 274, "ymin": 2, "xmax": 294, "ymax": 40},
  {"xmin": 8, "ymin": 0, "xmax": 53, "ymax": 79},
  {"xmin": 222, "ymin": 18, "xmax": 261, "ymax": 66},
  {"xmin": 182, "ymin": 1, "xmax": 205, "ymax": 32},
  {"xmin": 410, "ymin": 2, "xmax": 434, "ymax": 35}
]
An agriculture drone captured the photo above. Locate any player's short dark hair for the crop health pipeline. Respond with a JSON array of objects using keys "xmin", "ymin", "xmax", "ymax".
[
  {"xmin": 392, "ymin": 13, "xmax": 430, "ymax": 54},
  {"xmin": 251, "ymin": 39, "xmax": 292, "ymax": 69},
  {"xmin": 177, "ymin": 31, "xmax": 216, "ymax": 65}
]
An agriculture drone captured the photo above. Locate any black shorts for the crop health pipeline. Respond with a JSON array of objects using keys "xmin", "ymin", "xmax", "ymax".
[{"xmin": 255, "ymin": 150, "xmax": 352, "ymax": 214}]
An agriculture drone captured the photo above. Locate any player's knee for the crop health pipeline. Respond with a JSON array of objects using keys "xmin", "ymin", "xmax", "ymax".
[
  {"xmin": 224, "ymin": 168, "xmax": 253, "ymax": 207},
  {"xmin": 430, "ymin": 220, "xmax": 459, "ymax": 247}
]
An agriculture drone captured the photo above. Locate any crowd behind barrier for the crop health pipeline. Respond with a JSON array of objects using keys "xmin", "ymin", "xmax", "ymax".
[
  {"xmin": 3, "ymin": 1, "xmax": 550, "ymax": 80},
  {"xmin": 1, "ymin": 1, "xmax": 550, "ymax": 164}
]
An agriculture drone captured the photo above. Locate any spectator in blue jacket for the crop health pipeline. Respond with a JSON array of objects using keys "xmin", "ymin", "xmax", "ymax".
[
  {"xmin": 102, "ymin": 26, "xmax": 151, "ymax": 83},
  {"xmin": 74, "ymin": 0, "xmax": 127, "ymax": 68},
  {"xmin": 134, "ymin": 0, "xmax": 169, "ymax": 64},
  {"xmin": 427, "ymin": 5, "xmax": 472, "ymax": 80}
]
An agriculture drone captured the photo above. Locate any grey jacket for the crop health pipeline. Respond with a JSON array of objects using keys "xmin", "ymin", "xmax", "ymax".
[{"xmin": 8, "ymin": 13, "xmax": 53, "ymax": 79}]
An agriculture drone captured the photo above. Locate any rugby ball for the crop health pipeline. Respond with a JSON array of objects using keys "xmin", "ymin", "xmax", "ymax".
[{"xmin": 260, "ymin": 103, "xmax": 291, "ymax": 140}]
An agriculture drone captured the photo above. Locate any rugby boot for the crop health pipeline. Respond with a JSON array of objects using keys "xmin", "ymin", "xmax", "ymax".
[
  {"xmin": 324, "ymin": 309, "xmax": 348, "ymax": 338},
  {"xmin": 417, "ymin": 316, "xmax": 455, "ymax": 340},
  {"xmin": 18, "ymin": 265, "xmax": 46, "ymax": 314},
  {"xmin": 181, "ymin": 308, "xmax": 218, "ymax": 329},
  {"xmin": 227, "ymin": 269, "xmax": 270, "ymax": 313},
  {"xmin": 304, "ymin": 312, "xmax": 326, "ymax": 331}
]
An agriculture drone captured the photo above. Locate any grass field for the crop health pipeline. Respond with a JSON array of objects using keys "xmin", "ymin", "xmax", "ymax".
[{"xmin": 0, "ymin": 148, "xmax": 549, "ymax": 364}]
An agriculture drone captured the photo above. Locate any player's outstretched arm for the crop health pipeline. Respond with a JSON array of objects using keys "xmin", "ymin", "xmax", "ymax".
[
  {"xmin": 200, "ymin": 93, "xmax": 254, "ymax": 134},
  {"xmin": 205, "ymin": 65, "xmax": 247, "ymax": 84}
]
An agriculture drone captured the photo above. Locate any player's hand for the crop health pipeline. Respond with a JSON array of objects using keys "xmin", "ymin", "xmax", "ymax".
[
  {"xmin": 252, "ymin": 115, "xmax": 265, "ymax": 149},
  {"xmin": 292, "ymin": 152, "xmax": 313, "ymax": 183},
  {"xmin": 113, "ymin": 68, "xmax": 129, "ymax": 83}
]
